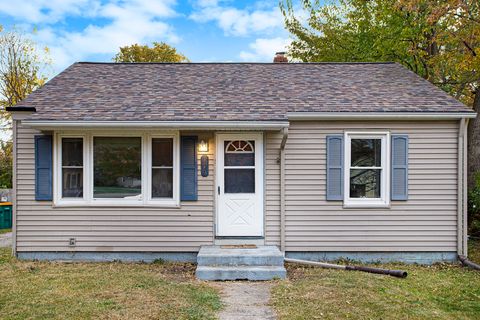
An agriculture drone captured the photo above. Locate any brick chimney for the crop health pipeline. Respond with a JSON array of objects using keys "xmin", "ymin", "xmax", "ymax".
[{"xmin": 273, "ymin": 52, "xmax": 288, "ymax": 63}]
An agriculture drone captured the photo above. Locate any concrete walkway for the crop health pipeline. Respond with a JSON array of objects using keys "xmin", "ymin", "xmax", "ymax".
[
  {"xmin": 215, "ymin": 282, "xmax": 276, "ymax": 320},
  {"xmin": 0, "ymin": 232, "xmax": 12, "ymax": 247}
]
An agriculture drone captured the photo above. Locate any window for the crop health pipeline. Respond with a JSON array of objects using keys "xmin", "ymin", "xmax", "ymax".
[
  {"xmin": 344, "ymin": 132, "xmax": 389, "ymax": 207},
  {"xmin": 61, "ymin": 138, "xmax": 83, "ymax": 198},
  {"xmin": 93, "ymin": 137, "xmax": 142, "ymax": 199},
  {"xmin": 54, "ymin": 132, "xmax": 179, "ymax": 207},
  {"xmin": 151, "ymin": 138, "xmax": 173, "ymax": 198},
  {"xmin": 224, "ymin": 140, "xmax": 255, "ymax": 193}
]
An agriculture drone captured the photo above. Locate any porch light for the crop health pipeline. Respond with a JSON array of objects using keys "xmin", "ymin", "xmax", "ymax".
[{"xmin": 199, "ymin": 139, "xmax": 208, "ymax": 152}]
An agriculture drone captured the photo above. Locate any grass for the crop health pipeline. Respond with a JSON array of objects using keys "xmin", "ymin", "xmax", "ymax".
[
  {"xmin": 272, "ymin": 243, "xmax": 480, "ymax": 320},
  {"xmin": 0, "ymin": 248, "xmax": 221, "ymax": 320},
  {"xmin": 0, "ymin": 228, "xmax": 11, "ymax": 234}
]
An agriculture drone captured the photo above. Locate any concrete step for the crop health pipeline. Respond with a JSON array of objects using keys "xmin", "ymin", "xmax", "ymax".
[
  {"xmin": 196, "ymin": 265, "xmax": 286, "ymax": 281},
  {"xmin": 197, "ymin": 245, "xmax": 284, "ymax": 267}
]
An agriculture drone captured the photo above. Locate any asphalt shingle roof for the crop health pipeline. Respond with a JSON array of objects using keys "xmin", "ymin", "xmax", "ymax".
[{"xmin": 16, "ymin": 62, "xmax": 472, "ymax": 121}]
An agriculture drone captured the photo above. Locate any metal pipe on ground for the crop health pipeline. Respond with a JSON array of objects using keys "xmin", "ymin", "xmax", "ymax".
[
  {"xmin": 284, "ymin": 258, "xmax": 408, "ymax": 278},
  {"xmin": 458, "ymin": 255, "xmax": 480, "ymax": 271}
]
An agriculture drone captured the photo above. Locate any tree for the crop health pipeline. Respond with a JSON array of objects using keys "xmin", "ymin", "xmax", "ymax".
[
  {"xmin": 113, "ymin": 42, "xmax": 188, "ymax": 63},
  {"xmin": 0, "ymin": 26, "xmax": 50, "ymax": 119},
  {"xmin": 281, "ymin": 0, "xmax": 428, "ymax": 71},
  {"xmin": 0, "ymin": 140, "xmax": 12, "ymax": 188}
]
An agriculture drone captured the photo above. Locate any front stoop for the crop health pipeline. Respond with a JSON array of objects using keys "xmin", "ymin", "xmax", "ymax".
[{"xmin": 195, "ymin": 245, "xmax": 286, "ymax": 281}]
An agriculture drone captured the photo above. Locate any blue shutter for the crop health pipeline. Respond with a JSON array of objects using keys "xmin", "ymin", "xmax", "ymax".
[
  {"xmin": 391, "ymin": 135, "xmax": 408, "ymax": 200},
  {"xmin": 326, "ymin": 135, "xmax": 344, "ymax": 200},
  {"xmin": 180, "ymin": 136, "xmax": 198, "ymax": 201},
  {"xmin": 35, "ymin": 135, "xmax": 53, "ymax": 201}
]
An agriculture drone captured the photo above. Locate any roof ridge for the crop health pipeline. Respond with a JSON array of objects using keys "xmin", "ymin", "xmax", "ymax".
[{"xmin": 75, "ymin": 61, "xmax": 397, "ymax": 65}]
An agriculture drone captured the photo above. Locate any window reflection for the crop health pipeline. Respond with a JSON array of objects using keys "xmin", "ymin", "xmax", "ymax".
[{"xmin": 93, "ymin": 137, "xmax": 142, "ymax": 199}]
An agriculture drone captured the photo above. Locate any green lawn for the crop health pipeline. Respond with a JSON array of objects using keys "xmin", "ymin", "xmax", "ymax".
[
  {"xmin": 272, "ymin": 243, "xmax": 480, "ymax": 320},
  {"xmin": 0, "ymin": 228, "xmax": 11, "ymax": 234},
  {"xmin": 0, "ymin": 248, "xmax": 221, "ymax": 320}
]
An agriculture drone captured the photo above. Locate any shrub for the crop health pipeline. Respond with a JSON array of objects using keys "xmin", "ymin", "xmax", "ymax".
[
  {"xmin": 467, "ymin": 173, "xmax": 480, "ymax": 236},
  {"xmin": 0, "ymin": 141, "xmax": 12, "ymax": 189}
]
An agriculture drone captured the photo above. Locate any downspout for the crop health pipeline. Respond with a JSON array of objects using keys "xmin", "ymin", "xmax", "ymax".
[
  {"xmin": 11, "ymin": 119, "xmax": 17, "ymax": 256},
  {"xmin": 457, "ymin": 118, "xmax": 468, "ymax": 257},
  {"xmin": 458, "ymin": 118, "xmax": 480, "ymax": 271},
  {"xmin": 280, "ymin": 127, "xmax": 288, "ymax": 252},
  {"xmin": 463, "ymin": 118, "xmax": 469, "ymax": 256}
]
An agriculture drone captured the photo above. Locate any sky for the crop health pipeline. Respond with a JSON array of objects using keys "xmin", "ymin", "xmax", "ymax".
[{"xmin": 0, "ymin": 0, "xmax": 296, "ymax": 76}]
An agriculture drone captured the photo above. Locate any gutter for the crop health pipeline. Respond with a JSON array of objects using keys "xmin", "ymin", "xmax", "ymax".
[
  {"xmin": 279, "ymin": 127, "xmax": 288, "ymax": 252},
  {"xmin": 5, "ymin": 106, "xmax": 36, "ymax": 112},
  {"xmin": 21, "ymin": 120, "xmax": 290, "ymax": 131},
  {"xmin": 287, "ymin": 112, "xmax": 477, "ymax": 121}
]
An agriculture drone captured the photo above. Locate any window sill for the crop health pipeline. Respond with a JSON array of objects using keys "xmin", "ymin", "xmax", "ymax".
[
  {"xmin": 343, "ymin": 202, "xmax": 390, "ymax": 209},
  {"xmin": 53, "ymin": 201, "xmax": 181, "ymax": 209}
]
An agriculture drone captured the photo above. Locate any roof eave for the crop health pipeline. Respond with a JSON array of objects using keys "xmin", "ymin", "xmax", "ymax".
[
  {"xmin": 20, "ymin": 120, "xmax": 290, "ymax": 131},
  {"xmin": 287, "ymin": 112, "xmax": 476, "ymax": 121}
]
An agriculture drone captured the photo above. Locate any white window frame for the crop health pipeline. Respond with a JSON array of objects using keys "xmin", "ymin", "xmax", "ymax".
[
  {"xmin": 54, "ymin": 130, "xmax": 180, "ymax": 207},
  {"xmin": 146, "ymin": 134, "xmax": 180, "ymax": 206},
  {"xmin": 54, "ymin": 134, "xmax": 88, "ymax": 206},
  {"xmin": 344, "ymin": 132, "xmax": 390, "ymax": 208}
]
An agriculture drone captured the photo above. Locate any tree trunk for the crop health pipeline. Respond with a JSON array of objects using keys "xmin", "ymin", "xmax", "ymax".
[{"xmin": 468, "ymin": 89, "xmax": 480, "ymax": 189}]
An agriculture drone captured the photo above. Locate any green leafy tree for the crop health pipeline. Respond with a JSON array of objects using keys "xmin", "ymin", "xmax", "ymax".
[
  {"xmin": 281, "ymin": 1, "xmax": 427, "ymax": 70},
  {"xmin": 0, "ymin": 141, "xmax": 12, "ymax": 188},
  {"xmin": 113, "ymin": 42, "xmax": 188, "ymax": 63}
]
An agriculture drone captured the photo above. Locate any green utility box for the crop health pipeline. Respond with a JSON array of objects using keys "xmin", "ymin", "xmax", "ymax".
[{"xmin": 0, "ymin": 202, "xmax": 12, "ymax": 229}]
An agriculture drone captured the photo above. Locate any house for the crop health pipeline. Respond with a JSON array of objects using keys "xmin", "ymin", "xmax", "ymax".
[{"xmin": 6, "ymin": 55, "xmax": 476, "ymax": 279}]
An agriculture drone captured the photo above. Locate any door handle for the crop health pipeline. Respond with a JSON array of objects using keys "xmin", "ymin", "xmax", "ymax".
[{"xmin": 218, "ymin": 186, "xmax": 220, "ymax": 195}]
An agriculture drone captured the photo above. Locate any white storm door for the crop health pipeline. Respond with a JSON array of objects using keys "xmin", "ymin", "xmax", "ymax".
[{"xmin": 216, "ymin": 133, "xmax": 264, "ymax": 237}]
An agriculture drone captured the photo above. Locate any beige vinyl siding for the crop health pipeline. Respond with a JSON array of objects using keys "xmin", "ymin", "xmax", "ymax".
[
  {"xmin": 265, "ymin": 131, "xmax": 282, "ymax": 245},
  {"xmin": 284, "ymin": 121, "xmax": 459, "ymax": 252},
  {"xmin": 15, "ymin": 122, "xmax": 215, "ymax": 252},
  {"xmin": 15, "ymin": 119, "xmax": 459, "ymax": 253}
]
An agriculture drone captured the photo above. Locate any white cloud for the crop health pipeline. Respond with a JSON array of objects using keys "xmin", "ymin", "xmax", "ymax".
[
  {"xmin": 0, "ymin": 0, "xmax": 100, "ymax": 23},
  {"xmin": 239, "ymin": 37, "xmax": 291, "ymax": 62},
  {"xmin": 190, "ymin": 1, "xmax": 284, "ymax": 36},
  {"xmin": 101, "ymin": 0, "xmax": 177, "ymax": 20},
  {"xmin": 21, "ymin": 0, "xmax": 180, "ymax": 73}
]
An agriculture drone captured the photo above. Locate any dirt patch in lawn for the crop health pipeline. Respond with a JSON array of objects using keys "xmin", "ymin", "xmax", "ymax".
[{"xmin": 0, "ymin": 248, "xmax": 221, "ymax": 320}]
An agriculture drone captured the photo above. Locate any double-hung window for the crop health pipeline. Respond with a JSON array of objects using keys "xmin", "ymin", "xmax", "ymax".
[
  {"xmin": 149, "ymin": 137, "xmax": 176, "ymax": 203},
  {"xmin": 55, "ymin": 132, "xmax": 179, "ymax": 207},
  {"xmin": 344, "ymin": 132, "xmax": 390, "ymax": 207},
  {"xmin": 61, "ymin": 137, "xmax": 84, "ymax": 200}
]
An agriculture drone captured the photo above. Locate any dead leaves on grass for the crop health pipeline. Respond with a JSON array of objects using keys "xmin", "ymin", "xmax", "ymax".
[{"xmin": 0, "ymin": 248, "xmax": 221, "ymax": 320}]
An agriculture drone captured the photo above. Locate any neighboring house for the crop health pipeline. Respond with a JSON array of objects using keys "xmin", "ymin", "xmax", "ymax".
[{"xmin": 7, "ymin": 55, "xmax": 476, "ymax": 265}]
